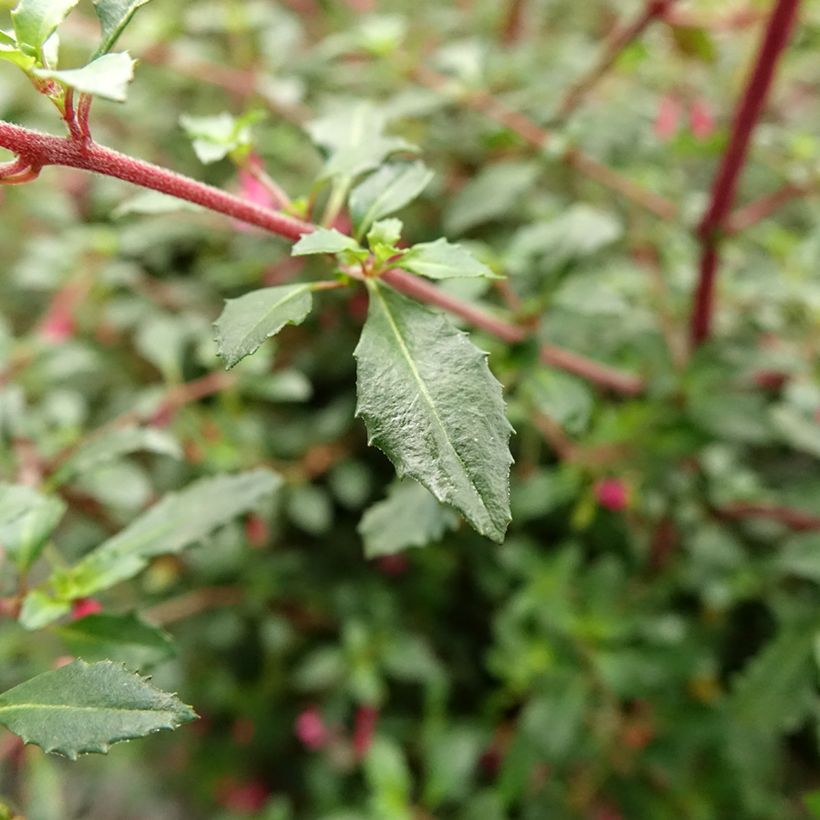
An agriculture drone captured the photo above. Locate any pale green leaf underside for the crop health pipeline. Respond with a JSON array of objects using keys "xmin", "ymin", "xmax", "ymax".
[
  {"xmin": 350, "ymin": 161, "xmax": 433, "ymax": 237},
  {"xmin": 292, "ymin": 228, "xmax": 359, "ymax": 256},
  {"xmin": 34, "ymin": 52, "xmax": 135, "ymax": 102},
  {"xmin": 359, "ymin": 479, "xmax": 459, "ymax": 558},
  {"xmin": 12, "ymin": 0, "xmax": 78, "ymax": 52},
  {"xmin": 20, "ymin": 469, "xmax": 282, "ymax": 629},
  {"xmin": 93, "ymin": 0, "xmax": 152, "ymax": 55},
  {"xmin": 354, "ymin": 282, "xmax": 512, "ymax": 541},
  {"xmin": 51, "ymin": 426, "xmax": 181, "ymax": 487},
  {"xmin": 0, "ymin": 483, "xmax": 66, "ymax": 571},
  {"xmin": 0, "ymin": 660, "xmax": 195, "ymax": 759},
  {"xmin": 57, "ymin": 613, "xmax": 175, "ymax": 668},
  {"xmin": 214, "ymin": 284, "xmax": 313, "ymax": 369},
  {"xmin": 400, "ymin": 238, "xmax": 499, "ymax": 280}
]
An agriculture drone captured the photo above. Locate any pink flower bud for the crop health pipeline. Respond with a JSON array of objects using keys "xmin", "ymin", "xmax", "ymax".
[
  {"xmin": 353, "ymin": 705, "xmax": 378, "ymax": 759},
  {"xmin": 595, "ymin": 478, "xmax": 629, "ymax": 511},
  {"xmin": 295, "ymin": 707, "xmax": 329, "ymax": 750},
  {"xmin": 216, "ymin": 779, "xmax": 270, "ymax": 814},
  {"xmin": 244, "ymin": 514, "xmax": 269, "ymax": 548},
  {"xmin": 71, "ymin": 598, "xmax": 103, "ymax": 620},
  {"xmin": 689, "ymin": 98, "xmax": 715, "ymax": 139},
  {"xmin": 654, "ymin": 95, "xmax": 681, "ymax": 141},
  {"xmin": 39, "ymin": 309, "xmax": 75, "ymax": 344}
]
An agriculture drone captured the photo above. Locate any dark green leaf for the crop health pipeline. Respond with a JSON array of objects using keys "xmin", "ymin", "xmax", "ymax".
[
  {"xmin": 11, "ymin": 0, "xmax": 79, "ymax": 54},
  {"xmin": 354, "ymin": 282, "xmax": 512, "ymax": 541},
  {"xmin": 0, "ymin": 660, "xmax": 195, "ymax": 759},
  {"xmin": 214, "ymin": 284, "xmax": 313, "ymax": 369},
  {"xmin": 0, "ymin": 484, "xmax": 66, "ymax": 571},
  {"xmin": 93, "ymin": 0, "xmax": 153, "ymax": 55}
]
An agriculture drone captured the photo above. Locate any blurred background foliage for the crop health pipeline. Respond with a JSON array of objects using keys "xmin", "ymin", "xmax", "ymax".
[{"xmin": 1, "ymin": 0, "xmax": 820, "ymax": 817}]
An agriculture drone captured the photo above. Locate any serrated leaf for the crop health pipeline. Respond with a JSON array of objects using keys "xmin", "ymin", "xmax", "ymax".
[
  {"xmin": 214, "ymin": 284, "xmax": 313, "ymax": 369},
  {"xmin": 291, "ymin": 228, "xmax": 360, "ymax": 256},
  {"xmin": 20, "ymin": 469, "xmax": 281, "ymax": 629},
  {"xmin": 92, "ymin": 0, "xmax": 152, "ymax": 55},
  {"xmin": 0, "ymin": 484, "xmax": 66, "ymax": 572},
  {"xmin": 359, "ymin": 479, "xmax": 459, "ymax": 558},
  {"xmin": 400, "ymin": 238, "xmax": 499, "ymax": 281},
  {"xmin": 11, "ymin": 0, "xmax": 79, "ymax": 54},
  {"xmin": 56, "ymin": 613, "xmax": 175, "ymax": 668},
  {"xmin": 34, "ymin": 52, "xmax": 135, "ymax": 102},
  {"xmin": 0, "ymin": 660, "xmax": 195, "ymax": 759},
  {"xmin": 51, "ymin": 426, "xmax": 181, "ymax": 487},
  {"xmin": 350, "ymin": 161, "xmax": 433, "ymax": 238},
  {"xmin": 354, "ymin": 282, "xmax": 512, "ymax": 541}
]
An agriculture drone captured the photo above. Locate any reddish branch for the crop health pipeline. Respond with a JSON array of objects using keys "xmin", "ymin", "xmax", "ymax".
[
  {"xmin": 690, "ymin": 0, "xmax": 801, "ymax": 347},
  {"xmin": 0, "ymin": 121, "xmax": 313, "ymax": 241},
  {"xmin": 382, "ymin": 269, "xmax": 645, "ymax": 395},
  {"xmin": 558, "ymin": 0, "xmax": 679, "ymax": 117},
  {"xmin": 413, "ymin": 66, "xmax": 678, "ymax": 221},
  {"xmin": 726, "ymin": 180, "xmax": 813, "ymax": 233},
  {"xmin": 0, "ymin": 120, "xmax": 643, "ymax": 395},
  {"xmin": 718, "ymin": 502, "xmax": 820, "ymax": 532}
]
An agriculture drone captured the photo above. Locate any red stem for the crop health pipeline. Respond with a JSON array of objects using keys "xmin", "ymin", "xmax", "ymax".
[
  {"xmin": 0, "ymin": 120, "xmax": 643, "ymax": 395},
  {"xmin": 718, "ymin": 502, "xmax": 820, "ymax": 532},
  {"xmin": 726, "ymin": 180, "xmax": 812, "ymax": 233},
  {"xmin": 0, "ymin": 121, "xmax": 313, "ymax": 241},
  {"xmin": 690, "ymin": 0, "xmax": 801, "ymax": 347}
]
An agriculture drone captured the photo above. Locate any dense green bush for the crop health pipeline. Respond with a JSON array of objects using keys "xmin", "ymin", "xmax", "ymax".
[{"xmin": 1, "ymin": 1, "xmax": 819, "ymax": 817}]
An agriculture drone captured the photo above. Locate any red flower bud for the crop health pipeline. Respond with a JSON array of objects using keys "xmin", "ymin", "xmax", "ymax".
[
  {"xmin": 71, "ymin": 598, "xmax": 103, "ymax": 620},
  {"xmin": 295, "ymin": 707, "xmax": 329, "ymax": 751},
  {"xmin": 654, "ymin": 95, "xmax": 681, "ymax": 141},
  {"xmin": 595, "ymin": 478, "xmax": 629, "ymax": 511}
]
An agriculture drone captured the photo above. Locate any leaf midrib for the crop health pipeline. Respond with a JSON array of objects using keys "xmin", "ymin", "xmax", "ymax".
[
  {"xmin": 225, "ymin": 285, "xmax": 310, "ymax": 357},
  {"xmin": 371, "ymin": 283, "xmax": 489, "ymax": 521}
]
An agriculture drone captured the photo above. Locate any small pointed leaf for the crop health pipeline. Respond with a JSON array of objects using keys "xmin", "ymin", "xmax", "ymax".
[
  {"xmin": 214, "ymin": 284, "xmax": 313, "ymax": 369},
  {"xmin": 92, "ymin": 0, "xmax": 153, "ymax": 55},
  {"xmin": 0, "ymin": 660, "xmax": 196, "ymax": 759},
  {"xmin": 292, "ymin": 228, "xmax": 360, "ymax": 256},
  {"xmin": 354, "ymin": 282, "xmax": 512, "ymax": 541},
  {"xmin": 11, "ymin": 0, "xmax": 79, "ymax": 53},
  {"xmin": 350, "ymin": 161, "xmax": 433, "ymax": 238},
  {"xmin": 34, "ymin": 52, "xmax": 135, "ymax": 102},
  {"xmin": 400, "ymin": 238, "xmax": 500, "ymax": 280}
]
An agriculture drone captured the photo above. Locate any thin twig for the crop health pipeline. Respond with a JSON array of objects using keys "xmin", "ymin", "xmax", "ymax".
[
  {"xmin": 558, "ymin": 0, "xmax": 679, "ymax": 118},
  {"xmin": 726, "ymin": 180, "xmax": 813, "ymax": 234},
  {"xmin": 718, "ymin": 502, "xmax": 820, "ymax": 532},
  {"xmin": 690, "ymin": 0, "xmax": 801, "ymax": 347}
]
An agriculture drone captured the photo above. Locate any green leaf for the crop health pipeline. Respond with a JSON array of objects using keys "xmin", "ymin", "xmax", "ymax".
[
  {"xmin": 367, "ymin": 218, "xmax": 403, "ymax": 249},
  {"xmin": 92, "ymin": 0, "xmax": 153, "ymax": 55},
  {"xmin": 20, "ymin": 469, "xmax": 282, "ymax": 629},
  {"xmin": 400, "ymin": 238, "xmax": 499, "ymax": 281},
  {"xmin": 0, "ymin": 43, "xmax": 35, "ymax": 69},
  {"xmin": 0, "ymin": 484, "xmax": 66, "ymax": 571},
  {"xmin": 11, "ymin": 0, "xmax": 79, "ymax": 54},
  {"xmin": 179, "ymin": 111, "xmax": 262, "ymax": 164},
  {"xmin": 291, "ymin": 228, "xmax": 360, "ymax": 256},
  {"xmin": 354, "ymin": 282, "xmax": 512, "ymax": 541},
  {"xmin": 214, "ymin": 285, "xmax": 313, "ymax": 369},
  {"xmin": 364, "ymin": 736, "xmax": 413, "ymax": 819},
  {"xmin": 0, "ymin": 660, "xmax": 195, "ymax": 759},
  {"xmin": 50, "ymin": 426, "xmax": 181, "ymax": 487},
  {"xmin": 350, "ymin": 161, "xmax": 433, "ymax": 238},
  {"xmin": 34, "ymin": 53, "xmax": 135, "ymax": 102},
  {"xmin": 56, "ymin": 613, "xmax": 175, "ymax": 668},
  {"xmin": 358, "ymin": 479, "xmax": 458, "ymax": 558},
  {"xmin": 306, "ymin": 101, "xmax": 416, "ymax": 180}
]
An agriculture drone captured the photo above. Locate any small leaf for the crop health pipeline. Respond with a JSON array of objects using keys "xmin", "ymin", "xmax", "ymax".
[
  {"xmin": 354, "ymin": 282, "xmax": 512, "ymax": 541},
  {"xmin": 400, "ymin": 238, "xmax": 499, "ymax": 280},
  {"xmin": 34, "ymin": 52, "xmax": 135, "ymax": 102},
  {"xmin": 350, "ymin": 161, "xmax": 433, "ymax": 238},
  {"xmin": 0, "ymin": 660, "xmax": 196, "ymax": 759},
  {"xmin": 179, "ymin": 111, "xmax": 262, "ymax": 164},
  {"xmin": 214, "ymin": 284, "xmax": 313, "ymax": 369},
  {"xmin": 92, "ymin": 0, "xmax": 153, "ymax": 55},
  {"xmin": 367, "ymin": 218, "xmax": 403, "ymax": 249},
  {"xmin": 306, "ymin": 101, "xmax": 416, "ymax": 180},
  {"xmin": 57, "ymin": 613, "xmax": 175, "ymax": 668},
  {"xmin": 20, "ymin": 469, "xmax": 282, "ymax": 629},
  {"xmin": 51, "ymin": 426, "xmax": 181, "ymax": 487},
  {"xmin": 292, "ymin": 228, "xmax": 360, "ymax": 256},
  {"xmin": 0, "ymin": 484, "xmax": 66, "ymax": 571},
  {"xmin": 359, "ymin": 479, "xmax": 459, "ymax": 558},
  {"xmin": 0, "ymin": 43, "xmax": 35, "ymax": 70},
  {"xmin": 11, "ymin": 0, "xmax": 79, "ymax": 54}
]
